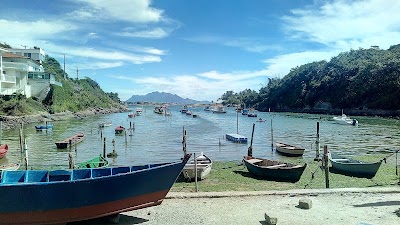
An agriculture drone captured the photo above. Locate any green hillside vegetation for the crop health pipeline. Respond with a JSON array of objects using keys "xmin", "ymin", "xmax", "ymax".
[
  {"xmin": 221, "ymin": 44, "xmax": 400, "ymax": 114},
  {"xmin": 0, "ymin": 55, "xmax": 123, "ymax": 116}
]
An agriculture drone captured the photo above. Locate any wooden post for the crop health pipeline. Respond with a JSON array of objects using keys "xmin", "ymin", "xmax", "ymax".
[
  {"xmin": 69, "ymin": 139, "xmax": 72, "ymax": 152},
  {"xmin": 91, "ymin": 128, "xmax": 92, "ymax": 135},
  {"xmin": 315, "ymin": 122, "xmax": 320, "ymax": 161},
  {"xmin": 68, "ymin": 152, "xmax": 74, "ymax": 169},
  {"xmin": 112, "ymin": 139, "xmax": 116, "ymax": 152},
  {"xmin": 45, "ymin": 121, "xmax": 48, "ymax": 134},
  {"xmin": 270, "ymin": 119, "xmax": 274, "ymax": 151},
  {"xmin": 248, "ymin": 123, "xmax": 255, "ymax": 157},
  {"xmin": 19, "ymin": 128, "xmax": 23, "ymax": 153},
  {"xmin": 103, "ymin": 137, "xmax": 106, "ymax": 158},
  {"xmin": 100, "ymin": 128, "xmax": 103, "ymax": 139},
  {"xmin": 23, "ymin": 138, "xmax": 27, "ymax": 150},
  {"xmin": 194, "ymin": 153, "xmax": 198, "ymax": 192},
  {"xmin": 124, "ymin": 130, "xmax": 127, "ymax": 144},
  {"xmin": 182, "ymin": 127, "xmax": 186, "ymax": 156},
  {"xmin": 25, "ymin": 149, "xmax": 28, "ymax": 170},
  {"xmin": 236, "ymin": 109, "xmax": 239, "ymax": 134},
  {"xmin": 324, "ymin": 145, "xmax": 330, "ymax": 188}
]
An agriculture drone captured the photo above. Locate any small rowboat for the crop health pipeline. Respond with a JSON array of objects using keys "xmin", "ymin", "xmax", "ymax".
[
  {"xmin": 0, "ymin": 144, "xmax": 9, "ymax": 159},
  {"xmin": 182, "ymin": 153, "xmax": 212, "ymax": 181},
  {"xmin": 35, "ymin": 124, "xmax": 53, "ymax": 130},
  {"xmin": 55, "ymin": 133, "xmax": 85, "ymax": 149},
  {"xmin": 0, "ymin": 163, "xmax": 20, "ymax": 171},
  {"xmin": 243, "ymin": 156, "xmax": 307, "ymax": 182},
  {"xmin": 329, "ymin": 151, "xmax": 382, "ymax": 178},
  {"xmin": 275, "ymin": 142, "xmax": 305, "ymax": 156},
  {"xmin": 76, "ymin": 155, "xmax": 109, "ymax": 169},
  {"xmin": 115, "ymin": 125, "xmax": 125, "ymax": 134}
]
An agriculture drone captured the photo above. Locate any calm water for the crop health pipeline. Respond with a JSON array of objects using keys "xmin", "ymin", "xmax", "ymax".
[{"xmin": 1, "ymin": 105, "xmax": 400, "ymax": 169}]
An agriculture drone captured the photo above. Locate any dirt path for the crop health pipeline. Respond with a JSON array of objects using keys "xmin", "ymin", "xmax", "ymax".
[{"xmin": 71, "ymin": 187, "xmax": 400, "ymax": 225}]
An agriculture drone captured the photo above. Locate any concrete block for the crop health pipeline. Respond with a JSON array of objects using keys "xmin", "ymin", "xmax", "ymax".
[
  {"xmin": 299, "ymin": 198, "xmax": 312, "ymax": 209},
  {"xmin": 265, "ymin": 213, "xmax": 278, "ymax": 225}
]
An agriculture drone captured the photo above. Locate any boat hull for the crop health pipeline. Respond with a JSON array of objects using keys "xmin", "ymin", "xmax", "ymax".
[
  {"xmin": 243, "ymin": 156, "xmax": 306, "ymax": 182},
  {"xmin": 0, "ymin": 155, "xmax": 190, "ymax": 225},
  {"xmin": 330, "ymin": 159, "xmax": 381, "ymax": 178},
  {"xmin": 275, "ymin": 142, "xmax": 305, "ymax": 156}
]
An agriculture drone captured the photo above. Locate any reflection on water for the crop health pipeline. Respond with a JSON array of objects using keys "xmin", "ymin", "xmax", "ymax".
[{"xmin": 1, "ymin": 105, "xmax": 400, "ymax": 169}]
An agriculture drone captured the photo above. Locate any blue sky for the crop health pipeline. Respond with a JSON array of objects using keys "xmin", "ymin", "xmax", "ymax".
[{"xmin": 1, "ymin": 0, "xmax": 399, "ymax": 101}]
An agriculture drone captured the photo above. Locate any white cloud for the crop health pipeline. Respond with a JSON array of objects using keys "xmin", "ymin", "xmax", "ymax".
[
  {"xmin": 0, "ymin": 19, "xmax": 76, "ymax": 47},
  {"xmin": 74, "ymin": 0, "xmax": 164, "ymax": 23},
  {"xmin": 283, "ymin": 0, "xmax": 400, "ymax": 49},
  {"xmin": 117, "ymin": 27, "xmax": 169, "ymax": 39}
]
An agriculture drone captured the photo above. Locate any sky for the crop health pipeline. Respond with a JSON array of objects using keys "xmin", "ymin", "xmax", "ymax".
[{"xmin": 1, "ymin": 0, "xmax": 400, "ymax": 102}]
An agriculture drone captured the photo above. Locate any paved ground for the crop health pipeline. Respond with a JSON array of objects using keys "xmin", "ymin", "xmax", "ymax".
[{"xmin": 71, "ymin": 187, "xmax": 400, "ymax": 225}]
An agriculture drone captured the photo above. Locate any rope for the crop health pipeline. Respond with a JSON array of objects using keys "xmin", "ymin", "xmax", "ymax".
[{"xmin": 304, "ymin": 161, "xmax": 323, "ymax": 189}]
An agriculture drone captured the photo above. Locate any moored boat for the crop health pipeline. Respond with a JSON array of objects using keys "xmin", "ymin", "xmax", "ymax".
[
  {"xmin": 243, "ymin": 156, "xmax": 307, "ymax": 182},
  {"xmin": 0, "ymin": 144, "xmax": 9, "ymax": 159},
  {"xmin": 115, "ymin": 125, "xmax": 125, "ymax": 134},
  {"xmin": 35, "ymin": 124, "xmax": 53, "ymax": 130},
  {"xmin": 98, "ymin": 121, "xmax": 112, "ymax": 128},
  {"xmin": 182, "ymin": 153, "xmax": 212, "ymax": 181},
  {"xmin": 0, "ymin": 154, "xmax": 191, "ymax": 225},
  {"xmin": 275, "ymin": 142, "xmax": 305, "ymax": 156},
  {"xmin": 329, "ymin": 151, "xmax": 382, "ymax": 178},
  {"xmin": 333, "ymin": 113, "xmax": 358, "ymax": 126},
  {"xmin": 76, "ymin": 154, "xmax": 109, "ymax": 169},
  {"xmin": 55, "ymin": 133, "xmax": 85, "ymax": 149}
]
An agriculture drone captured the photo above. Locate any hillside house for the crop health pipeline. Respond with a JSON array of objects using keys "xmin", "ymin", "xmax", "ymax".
[{"xmin": 0, "ymin": 47, "xmax": 62, "ymax": 98}]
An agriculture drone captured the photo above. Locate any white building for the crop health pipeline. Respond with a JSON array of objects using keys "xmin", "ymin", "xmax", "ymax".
[{"xmin": 0, "ymin": 47, "xmax": 61, "ymax": 98}]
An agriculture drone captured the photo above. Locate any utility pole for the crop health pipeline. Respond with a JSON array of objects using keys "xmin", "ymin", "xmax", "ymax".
[{"xmin": 63, "ymin": 54, "xmax": 66, "ymax": 80}]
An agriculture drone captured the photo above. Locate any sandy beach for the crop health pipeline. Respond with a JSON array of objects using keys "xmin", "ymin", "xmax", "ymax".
[{"xmin": 71, "ymin": 187, "xmax": 400, "ymax": 225}]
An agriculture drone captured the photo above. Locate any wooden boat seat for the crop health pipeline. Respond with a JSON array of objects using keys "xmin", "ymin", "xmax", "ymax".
[
  {"xmin": 265, "ymin": 164, "xmax": 286, "ymax": 168},
  {"xmin": 247, "ymin": 159, "xmax": 263, "ymax": 164}
]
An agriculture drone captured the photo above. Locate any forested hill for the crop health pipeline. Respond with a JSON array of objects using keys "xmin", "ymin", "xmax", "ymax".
[
  {"xmin": 0, "ymin": 55, "xmax": 125, "ymax": 116},
  {"xmin": 222, "ymin": 44, "xmax": 400, "ymax": 116}
]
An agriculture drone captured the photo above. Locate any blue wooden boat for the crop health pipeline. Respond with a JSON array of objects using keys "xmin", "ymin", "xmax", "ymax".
[
  {"xmin": 243, "ymin": 156, "xmax": 307, "ymax": 182},
  {"xmin": 35, "ymin": 124, "xmax": 53, "ymax": 130},
  {"xmin": 329, "ymin": 152, "xmax": 382, "ymax": 178},
  {"xmin": 0, "ymin": 154, "xmax": 191, "ymax": 225}
]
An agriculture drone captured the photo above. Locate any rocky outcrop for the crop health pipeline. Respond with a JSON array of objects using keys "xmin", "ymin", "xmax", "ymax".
[{"xmin": 0, "ymin": 106, "xmax": 128, "ymax": 130}]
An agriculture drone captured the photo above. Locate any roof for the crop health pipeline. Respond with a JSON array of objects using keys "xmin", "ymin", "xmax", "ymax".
[{"xmin": 2, "ymin": 52, "xmax": 27, "ymax": 58}]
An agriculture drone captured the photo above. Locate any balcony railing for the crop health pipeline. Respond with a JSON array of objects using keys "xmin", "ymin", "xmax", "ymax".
[
  {"xmin": 0, "ymin": 74, "xmax": 16, "ymax": 83},
  {"xmin": 2, "ymin": 62, "xmax": 28, "ymax": 71},
  {"xmin": 0, "ymin": 87, "xmax": 18, "ymax": 96}
]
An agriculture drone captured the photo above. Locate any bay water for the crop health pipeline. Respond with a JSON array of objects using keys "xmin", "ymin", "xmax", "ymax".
[{"xmin": 1, "ymin": 105, "xmax": 400, "ymax": 169}]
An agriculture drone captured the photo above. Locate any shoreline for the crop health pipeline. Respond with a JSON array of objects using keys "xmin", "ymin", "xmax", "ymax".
[{"xmin": 0, "ymin": 106, "xmax": 128, "ymax": 130}]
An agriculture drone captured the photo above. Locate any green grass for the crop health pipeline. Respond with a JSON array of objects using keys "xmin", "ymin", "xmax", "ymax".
[{"xmin": 171, "ymin": 153, "xmax": 400, "ymax": 192}]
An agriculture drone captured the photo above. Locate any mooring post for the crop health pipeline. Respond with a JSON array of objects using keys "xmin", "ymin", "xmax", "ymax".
[
  {"xmin": 100, "ymin": 128, "xmax": 103, "ymax": 139},
  {"xmin": 270, "ymin": 119, "xmax": 274, "ymax": 151},
  {"xmin": 25, "ymin": 148, "xmax": 28, "ymax": 170},
  {"xmin": 45, "ymin": 121, "xmax": 48, "ymax": 134},
  {"xmin": 19, "ymin": 128, "xmax": 23, "ymax": 153},
  {"xmin": 194, "ymin": 152, "xmax": 198, "ymax": 192},
  {"xmin": 68, "ymin": 152, "xmax": 74, "ymax": 169},
  {"xmin": 315, "ymin": 122, "xmax": 320, "ymax": 161},
  {"xmin": 324, "ymin": 145, "xmax": 330, "ymax": 188},
  {"xmin": 103, "ymin": 137, "xmax": 106, "ymax": 158},
  {"xmin": 124, "ymin": 130, "xmax": 127, "ymax": 144},
  {"xmin": 69, "ymin": 139, "xmax": 72, "ymax": 152}
]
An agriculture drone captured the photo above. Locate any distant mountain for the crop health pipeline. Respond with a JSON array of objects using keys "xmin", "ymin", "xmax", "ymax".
[{"xmin": 126, "ymin": 92, "xmax": 210, "ymax": 104}]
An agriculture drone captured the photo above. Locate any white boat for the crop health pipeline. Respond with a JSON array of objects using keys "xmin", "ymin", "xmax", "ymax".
[
  {"xmin": 0, "ymin": 163, "xmax": 20, "ymax": 171},
  {"xmin": 333, "ymin": 114, "xmax": 358, "ymax": 126},
  {"xmin": 135, "ymin": 107, "xmax": 143, "ymax": 116},
  {"xmin": 182, "ymin": 153, "xmax": 212, "ymax": 181},
  {"xmin": 275, "ymin": 142, "xmax": 305, "ymax": 156},
  {"xmin": 211, "ymin": 106, "xmax": 226, "ymax": 113}
]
